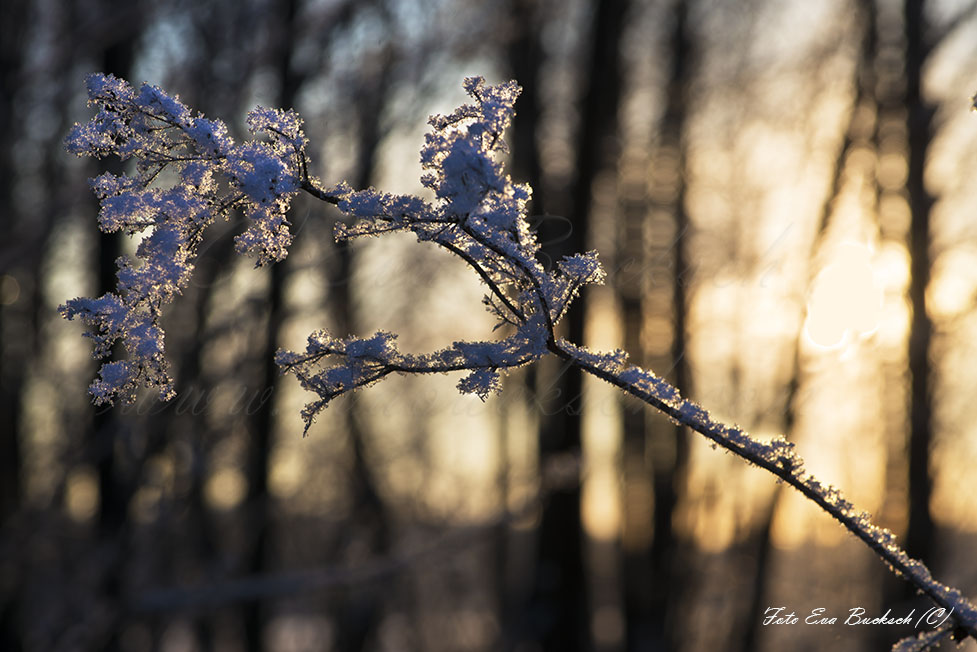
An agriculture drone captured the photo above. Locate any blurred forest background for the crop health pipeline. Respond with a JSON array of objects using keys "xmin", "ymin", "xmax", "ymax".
[{"xmin": 2, "ymin": 0, "xmax": 977, "ymax": 650}]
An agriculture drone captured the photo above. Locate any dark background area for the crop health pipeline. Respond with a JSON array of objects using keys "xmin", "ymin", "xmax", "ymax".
[{"xmin": 2, "ymin": 0, "xmax": 977, "ymax": 650}]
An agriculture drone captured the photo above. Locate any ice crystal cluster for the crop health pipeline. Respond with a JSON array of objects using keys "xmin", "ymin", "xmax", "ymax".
[
  {"xmin": 62, "ymin": 73, "xmax": 307, "ymax": 403},
  {"xmin": 279, "ymin": 76, "xmax": 604, "ymax": 432},
  {"xmin": 62, "ymin": 74, "xmax": 605, "ymax": 420}
]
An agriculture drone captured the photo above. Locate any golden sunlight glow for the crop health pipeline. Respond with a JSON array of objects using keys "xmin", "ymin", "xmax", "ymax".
[
  {"xmin": 0, "ymin": 275, "xmax": 19, "ymax": 305},
  {"xmin": 583, "ymin": 469, "xmax": 621, "ymax": 541},
  {"xmin": 65, "ymin": 465, "xmax": 99, "ymax": 523},
  {"xmin": 928, "ymin": 248, "xmax": 977, "ymax": 321},
  {"xmin": 205, "ymin": 467, "xmax": 247, "ymax": 511},
  {"xmin": 804, "ymin": 242, "xmax": 883, "ymax": 350},
  {"xmin": 582, "ymin": 288, "xmax": 624, "ymax": 542},
  {"xmin": 269, "ymin": 448, "xmax": 307, "ymax": 499},
  {"xmin": 772, "ymin": 492, "xmax": 815, "ymax": 549}
]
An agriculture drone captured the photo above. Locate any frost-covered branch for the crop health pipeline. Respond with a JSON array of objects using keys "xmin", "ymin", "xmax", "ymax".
[
  {"xmin": 549, "ymin": 339, "xmax": 977, "ymax": 643},
  {"xmin": 275, "ymin": 329, "xmax": 541, "ymax": 433},
  {"xmin": 61, "ymin": 73, "xmax": 309, "ymax": 403},
  {"xmin": 275, "ymin": 77, "xmax": 601, "ymax": 428},
  {"xmin": 61, "ymin": 73, "xmax": 977, "ymax": 644}
]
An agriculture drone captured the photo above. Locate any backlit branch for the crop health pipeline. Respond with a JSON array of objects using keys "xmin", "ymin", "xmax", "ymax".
[{"xmin": 61, "ymin": 72, "xmax": 977, "ymax": 645}]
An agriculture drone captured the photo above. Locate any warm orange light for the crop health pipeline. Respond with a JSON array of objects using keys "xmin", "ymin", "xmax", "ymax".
[{"xmin": 804, "ymin": 242, "xmax": 883, "ymax": 350}]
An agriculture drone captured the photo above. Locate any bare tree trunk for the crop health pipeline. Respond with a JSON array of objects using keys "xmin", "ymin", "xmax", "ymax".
[
  {"xmin": 0, "ymin": 1, "xmax": 29, "ymax": 648},
  {"xmin": 742, "ymin": 1, "xmax": 880, "ymax": 649},
  {"xmin": 618, "ymin": 1, "xmax": 695, "ymax": 649},
  {"xmin": 649, "ymin": 3, "xmax": 693, "ymax": 648},
  {"xmin": 528, "ymin": 1, "xmax": 628, "ymax": 649},
  {"xmin": 331, "ymin": 36, "xmax": 395, "ymax": 652},
  {"xmin": 903, "ymin": 0, "xmax": 935, "ymax": 569},
  {"xmin": 91, "ymin": 11, "xmax": 141, "ymax": 649},
  {"xmin": 501, "ymin": 2, "xmax": 546, "ymax": 648},
  {"xmin": 244, "ymin": 1, "xmax": 302, "ymax": 649}
]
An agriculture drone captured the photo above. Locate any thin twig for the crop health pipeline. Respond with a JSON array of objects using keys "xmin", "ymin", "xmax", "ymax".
[{"xmin": 549, "ymin": 339, "xmax": 977, "ymax": 639}]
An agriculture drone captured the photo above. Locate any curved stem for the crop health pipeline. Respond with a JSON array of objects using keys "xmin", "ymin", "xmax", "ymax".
[
  {"xmin": 295, "ymin": 149, "xmax": 976, "ymax": 643},
  {"xmin": 549, "ymin": 339, "xmax": 977, "ymax": 639},
  {"xmin": 435, "ymin": 239, "xmax": 526, "ymax": 323},
  {"xmin": 459, "ymin": 224, "xmax": 556, "ymax": 339},
  {"xmin": 300, "ymin": 178, "xmax": 342, "ymax": 205}
]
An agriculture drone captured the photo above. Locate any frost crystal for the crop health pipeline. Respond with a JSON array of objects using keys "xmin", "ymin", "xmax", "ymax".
[
  {"xmin": 276, "ymin": 77, "xmax": 608, "ymax": 430},
  {"xmin": 890, "ymin": 628, "xmax": 952, "ymax": 652},
  {"xmin": 62, "ymin": 73, "xmax": 312, "ymax": 404}
]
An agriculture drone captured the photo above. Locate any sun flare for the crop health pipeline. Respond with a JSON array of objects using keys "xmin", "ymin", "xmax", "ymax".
[{"xmin": 804, "ymin": 242, "xmax": 884, "ymax": 350}]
